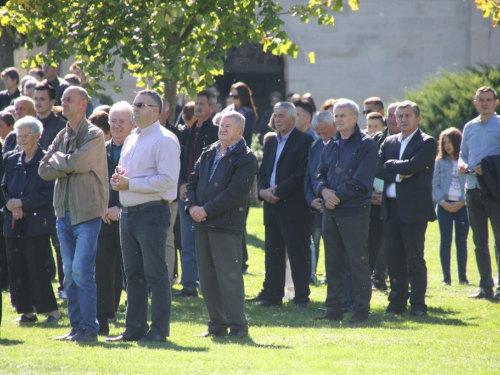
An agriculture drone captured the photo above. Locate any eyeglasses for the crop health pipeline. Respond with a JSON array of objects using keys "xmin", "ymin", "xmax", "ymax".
[
  {"xmin": 16, "ymin": 134, "xmax": 36, "ymax": 140},
  {"xmin": 230, "ymin": 94, "xmax": 240, "ymax": 100},
  {"xmin": 362, "ymin": 110, "xmax": 374, "ymax": 115},
  {"xmin": 131, "ymin": 102, "xmax": 158, "ymax": 108}
]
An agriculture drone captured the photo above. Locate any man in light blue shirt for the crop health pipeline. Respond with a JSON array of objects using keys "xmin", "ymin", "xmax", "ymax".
[{"xmin": 459, "ymin": 86, "xmax": 500, "ymax": 300}]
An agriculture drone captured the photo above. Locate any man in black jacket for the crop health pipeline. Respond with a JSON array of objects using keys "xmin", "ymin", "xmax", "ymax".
[
  {"xmin": 186, "ymin": 111, "xmax": 257, "ymax": 337},
  {"xmin": 377, "ymin": 101, "xmax": 437, "ymax": 316},
  {"xmin": 313, "ymin": 99, "xmax": 378, "ymax": 323},
  {"xmin": 175, "ymin": 90, "xmax": 219, "ymax": 297},
  {"xmin": 34, "ymin": 83, "xmax": 66, "ymax": 151}
]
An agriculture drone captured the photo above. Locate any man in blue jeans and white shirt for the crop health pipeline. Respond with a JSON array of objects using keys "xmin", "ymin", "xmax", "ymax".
[
  {"xmin": 39, "ymin": 86, "xmax": 108, "ymax": 342},
  {"xmin": 107, "ymin": 90, "xmax": 180, "ymax": 343}
]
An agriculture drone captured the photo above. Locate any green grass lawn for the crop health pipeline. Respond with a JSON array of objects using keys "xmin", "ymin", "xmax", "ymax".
[{"xmin": 1, "ymin": 207, "xmax": 500, "ymax": 374}]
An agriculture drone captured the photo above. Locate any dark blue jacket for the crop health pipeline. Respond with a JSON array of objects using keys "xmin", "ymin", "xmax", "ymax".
[
  {"xmin": 304, "ymin": 138, "xmax": 326, "ymax": 209},
  {"xmin": 2, "ymin": 146, "xmax": 56, "ymax": 238},
  {"xmin": 186, "ymin": 138, "xmax": 258, "ymax": 235},
  {"xmin": 313, "ymin": 125, "xmax": 378, "ymax": 217}
]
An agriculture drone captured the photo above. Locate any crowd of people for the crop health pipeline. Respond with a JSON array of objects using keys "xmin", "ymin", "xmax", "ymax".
[{"xmin": 0, "ymin": 62, "xmax": 499, "ymax": 342}]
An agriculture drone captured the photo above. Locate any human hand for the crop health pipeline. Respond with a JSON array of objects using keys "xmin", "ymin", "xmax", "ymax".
[
  {"xmin": 6, "ymin": 198, "xmax": 23, "ymax": 212},
  {"xmin": 189, "ymin": 206, "xmax": 207, "ymax": 222},
  {"xmin": 371, "ymin": 191, "xmax": 383, "ymax": 205},
  {"xmin": 474, "ymin": 164, "xmax": 482, "ymax": 176},
  {"xmin": 311, "ymin": 198, "xmax": 324, "ymax": 213},
  {"xmin": 259, "ymin": 187, "xmax": 280, "ymax": 204},
  {"xmin": 12, "ymin": 207, "xmax": 23, "ymax": 220},
  {"xmin": 322, "ymin": 188, "xmax": 340, "ymax": 209},
  {"xmin": 110, "ymin": 169, "xmax": 129, "ymax": 191},
  {"xmin": 179, "ymin": 183, "xmax": 188, "ymax": 202}
]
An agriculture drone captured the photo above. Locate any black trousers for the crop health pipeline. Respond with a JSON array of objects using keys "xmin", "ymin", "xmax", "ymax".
[
  {"xmin": 262, "ymin": 212, "xmax": 311, "ymax": 304},
  {"xmin": 6, "ymin": 234, "xmax": 58, "ymax": 314},
  {"xmin": 96, "ymin": 221, "xmax": 122, "ymax": 320},
  {"xmin": 466, "ymin": 189, "xmax": 500, "ymax": 294},
  {"xmin": 367, "ymin": 204, "xmax": 386, "ymax": 276},
  {"xmin": 322, "ymin": 212, "xmax": 372, "ymax": 314},
  {"xmin": 384, "ymin": 200, "xmax": 428, "ymax": 312}
]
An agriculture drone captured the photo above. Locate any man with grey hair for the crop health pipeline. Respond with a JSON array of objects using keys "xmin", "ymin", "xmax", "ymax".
[
  {"xmin": 313, "ymin": 99, "xmax": 378, "ymax": 323},
  {"xmin": 39, "ymin": 86, "xmax": 108, "ymax": 341},
  {"xmin": 248, "ymin": 101, "xmax": 313, "ymax": 308},
  {"xmin": 377, "ymin": 100, "xmax": 437, "ymax": 316},
  {"xmin": 186, "ymin": 111, "xmax": 257, "ymax": 337},
  {"xmin": 107, "ymin": 89, "xmax": 180, "ymax": 343}
]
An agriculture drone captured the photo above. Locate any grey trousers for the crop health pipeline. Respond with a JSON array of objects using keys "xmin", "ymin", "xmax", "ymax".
[
  {"xmin": 166, "ymin": 201, "xmax": 178, "ymax": 285},
  {"xmin": 322, "ymin": 211, "xmax": 372, "ymax": 314},
  {"xmin": 195, "ymin": 230, "xmax": 248, "ymax": 332}
]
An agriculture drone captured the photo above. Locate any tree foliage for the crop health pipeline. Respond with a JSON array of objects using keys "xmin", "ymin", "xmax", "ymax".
[
  {"xmin": 405, "ymin": 64, "xmax": 500, "ymax": 138},
  {"xmin": 0, "ymin": 0, "xmax": 359, "ymax": 100},
  {"xmin": 474, "ymin": 0, "xmax": 500, "ymax": 27}
]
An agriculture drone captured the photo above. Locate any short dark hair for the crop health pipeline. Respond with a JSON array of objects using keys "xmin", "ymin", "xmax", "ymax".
[
  {"xmin": 293, "ymin": 99, "xmax": 314, "ymax": 119},
  {"xmin": 63, "ymin": 73, "xmax": 81, "ymax": 86},
  {"xmin": 475, "ymin": 86, "xmax": 497, "ymax": 100},
  {"xmin": 137, "ymin": 89, "xmax": 163, "ymax": 114},
  {"xmin": 182, "ymin": 101, "xmax": 195, "ymax": 122},
  {"xmin": 0, "ymin": 111, "xmax": 15, "ymax": 127},
  {"xmin": 29, "ymin": 68, "xmax": 44, "ymax": 80},
  {"xmin": 366, "ymin": 112, "xmax": 384, "ymax": 123},
  {"xmin": 1, "ymin": 67, "xmax": 20, "ymax": 85},
  {"xmin": 363, "ymin": 96, "xmax": 384, "ymax": 110},
  {"xmin": 197, "ymin": 89, "xmax": 217, "ymax": 106},
  {"xmin": 35, "ymin": 83, "xmax": 56, "ymax": 101},
  {"xmin": 88, "ymin": 111, "xmax": 110, "ymax": 133}
]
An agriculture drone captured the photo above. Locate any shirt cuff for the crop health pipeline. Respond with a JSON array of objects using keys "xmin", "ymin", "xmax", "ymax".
[{"xmin": 395, "ymin": 174, "xmax": 402, "ymax": 183}]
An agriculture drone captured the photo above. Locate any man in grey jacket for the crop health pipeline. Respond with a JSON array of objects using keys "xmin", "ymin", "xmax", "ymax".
[{"xmin": 39, "ymin": 86, "xmax": 108, "ymax": 342}]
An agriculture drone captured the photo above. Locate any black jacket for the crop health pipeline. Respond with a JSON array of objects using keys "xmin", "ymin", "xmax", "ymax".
[
  {"xmin": 2, "ymin": 146, "xmax": 56, "ymax": 238},
  {"xmin": 478, "ymin": 155, "xmax": 500, "ymax": 201},
  {"xmin": 304, "ymin": 138, "xmax": 325, "ymax": 209},
  {"xmin": 38, "ymin": 113, "xmax": 66, "ymax": 151},
  {"xmin": 186, "ymin": 139, "xmax": 257, "ymax": 235},
  {"xmin": 313, "ymin": 125, "xmax": 378, "ymax": 217}
]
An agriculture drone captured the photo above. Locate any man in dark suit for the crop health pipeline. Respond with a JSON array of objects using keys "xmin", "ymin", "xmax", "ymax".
[
  {"xmin": 175, "ymin": 90, "xmax": 219, "ymax": 297},
  {"xmin": 249, "ymin": 101, "xmax": 313, "ymax": 307},
  {"xmin": 377, "ymin": 101, "xmax": 437, "ymax": 316}
]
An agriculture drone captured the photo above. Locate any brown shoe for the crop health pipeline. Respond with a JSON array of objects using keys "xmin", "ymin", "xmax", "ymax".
[{"xmin": 313, "ymin": 311, "xmax": 343, "ymax": 321}]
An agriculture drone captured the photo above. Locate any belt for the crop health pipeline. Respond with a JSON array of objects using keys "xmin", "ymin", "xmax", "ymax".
[
  {"xmin": 386, "ymin": 197, "xmax": 397, "ymax": 203},
  {"xmin": 122, "ymin": 200, "xmax": 167, "ymax": 213}
]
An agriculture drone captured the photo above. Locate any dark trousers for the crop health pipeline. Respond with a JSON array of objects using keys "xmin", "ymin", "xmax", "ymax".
[
  {"xmin": 367, "ymin": 204, "xmax": 386, "ymax": 277},
  {"xmin": 322, "ymin": 212, "xmax": 372, "ymax": 314},
  {"xmin": 311, "ymin": 212, "xmax": 322, "ymax": 274},
  {"xmin": 0, "ymin": 231, "xmax": 8, "ymax": 291},
  {"xmin": 121, "ymin": 204, "xmax": 171, "ymax": 337},
  {"xmin": 262, "ymin": 212, "xmax": 311, "ymax": 304},
  {"xmin": 96, "ymin": 221, "xmax": 121, "ymax": 322},
  {"xmin": 466, "ymin": 189, "xmax": 500, "ymax": 294},
  {"xmin": 437, "ymin": 204, "xmax": 469, "ymax": 280},
  {"xmin": 384, "ymin": 200, "xmax": 428, "ymax": 312},
  {"xmin": 241, "ymin": 199, "xmax": 251, "ymax": 271},
  {"xmin": 195, "ymin": 230, "xmax": 248, "ymax": 332},
  {"xmin": 6, "ymin": 235, "xmax": 58, "ymax": 314}
]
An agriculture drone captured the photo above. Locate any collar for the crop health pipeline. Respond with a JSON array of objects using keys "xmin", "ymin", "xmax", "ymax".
[
  {"xmin": 398, "ymin": 127, "xmax": 419, "ymax": 143},
  {"xmin": 479, "ymin": 113, "xmax": 497, "ymax": 125},
  {"xmin": 134, "ymin": 120, "xmax": 160, "ymax": 136},
  {"xmin": 277, "ymin": 127, "xmax": 294, "ymax": 143}
]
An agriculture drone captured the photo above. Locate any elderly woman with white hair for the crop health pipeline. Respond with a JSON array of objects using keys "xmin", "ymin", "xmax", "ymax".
[{"xmin": 2, "ymin": 116, "xmax": 61, "ymax": 324}]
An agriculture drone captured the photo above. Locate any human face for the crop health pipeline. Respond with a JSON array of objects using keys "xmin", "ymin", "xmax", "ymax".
[
  {"xmin": 443, "ymin": 135, "xmax": 454, "ymax": 158},
  {"xmin": 273, "ymin": 107, "xmax": 295, "ymax": 136},
  {"xmin": 42, "ymin": 65, "xmax": 58, "ymax": 81},
  {"xmin": 2, "ymin": 76, "xmax": 17, "ymax": 91},
  {"xmin": 110, "ymin": 109, "xmax": 135, "ymax": 145},
  {"xmin": 367, "ymin": 118, "xmax": 385, "ymax": 135},
  {"xmin": 270, "ymin": 95, "xmax": 280, "ymax": 108},
  {"xmin": 0, "ymin": 120, "xmax": 12, "ymax": 139},
  {"xmin": 16, "ymin": 126, "xmax": 40, "ymax": 154},
  {"xmin": 218, "ymin": 116, "xmax": 243, "ymax": 146},
  {"xmin": 314, "ymin": 122, "xmax": 337, "ymax": 143},
  {"xmin": 132, "ymin": 94, "xmax": 159, "ymax": 128},
  {"xmin": 14, "ymin": 100, "xmax": 36, "ymax": 119},
  {"xmin": 34, "ymin": 89, "xmax": 55, "ymax": 118},
  {"xmin": 474, "ymin": 91, "xmax": 498, "ymax": 119},
  {"xmin": 386, "ymin": 105, "xmax": 399, "ymax": 135},
  {"xmin": 61, "ymin": 87, "xmax": 86, "ymax": 120},
  {"xmin": 24, "ymin": 86, "xmax": 35, "ymax": 99},
  {"xmin": 70, "ymin": 67, "xmax": 86, "ymax": 83},
  {"xmin": 231, "ymin": 89, "xmax": 241, "ymax": 108},
  {"xmin": 334, "ymin": 107, "xmax": 358, "ymax": 137},
  {"xmin": 194, "ymin": 95, "xmax": 214, "ymax": 120},
  {"xmin": 296, "ymin": 107, "xmax": 311, "ymax": 128},
  {"xmin": 396, "ymin": 106, "xmax": 420, "ymax": 138}
]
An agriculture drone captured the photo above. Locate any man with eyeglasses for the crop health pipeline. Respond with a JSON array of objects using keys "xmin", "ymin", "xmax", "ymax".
[
  {"xmin": 362, "ymin": 97, "xmax": 384, "ymax": 117},
  {"xmin": 106, "ymin": 90, "xmax": 180, "ymax": 343},
  {"xmin": 39, "ymin": 86, "xmax": 108, "ymax": 341},
  {"xmin": 175, "ymin": 89, "xmax": 219, "ymax": 298}
]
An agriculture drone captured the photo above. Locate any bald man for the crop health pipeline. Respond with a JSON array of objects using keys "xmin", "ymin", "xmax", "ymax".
[{"xmin": 2, "ymin": 97, "xmax": 37, "ymax": 155}]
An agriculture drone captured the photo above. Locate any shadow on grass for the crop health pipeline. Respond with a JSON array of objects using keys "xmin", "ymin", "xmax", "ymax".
[
  {"xmin": 0, "ymin": 338, "xmax": 24, "ymax": 346},
  {"xmin": 214, "ymin": 335, "xmax": 290, "ymax": 349},
  {"xmin": 246, "ymin": 233, "xmax": 265, "ymax": 251},
  {"xmin": 74, "ymin": 340, "xmax": 209, "ymax": 352}
]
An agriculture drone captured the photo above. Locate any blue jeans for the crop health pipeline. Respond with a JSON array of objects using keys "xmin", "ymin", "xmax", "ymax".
[
  {"xmin": 177, "ymin": 200, "xmax": 199, "ymax": 291},
  {"xmin": 437, "ymin": 204, "xmax": 469, "ymax": 280},
  {"xmin": 120, "ymin": 205, "xmax": 171, "ymax": 337},
  {"xmin": 57, "ymin": 213, "xmax": 102, "ymax": 334}
]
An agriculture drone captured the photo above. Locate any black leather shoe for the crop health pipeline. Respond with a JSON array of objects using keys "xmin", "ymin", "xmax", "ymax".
[
  {"xmin": 410, "ymin": 309, "xmax": 427, "ymax": 317},
  {"xmin": 229, "ymin": 329, "xmax": 248, "ymax": 338},
  {"xmin": 372, "ymin": 278, "xmax": 388, "ymax": 291},
  {"xmin": 54, "ymin": 329, "xmax": 77, "ymax": 341},
  {"xmin": 384, "ymin": 307, "xmax": 407, "ymax": 315},
  {"xmin": 13, "ymin": 314, "xmax": 38, "ymax": 323},
  {"xmin": 138, "ymin": 331, "xmax": 166, "ymax": 343},
  {"xmin": 492, "ymin": 293, "xmax": 500, "ymax": 302},
  {"xmin": 105, "ymin": 331, "xmax": 145, "ymax": 342},
  {"xmin": 313, "ymin": 311, "xmax": 343, "ymax": 321},
  {"xmin": 442, "ymin": 278, "xmax": 451, "ymax": 286},
  {"xmin": 194, "ymin": 328, "xmax": 228, "ymax": 338},
  {"xmin": 246, "ymin": 291, "xmax": 266, "ymax": 303},
  {"xmin": 173, "ymin": 289, "xmax": 198, "ymax": 297},
  {"xmin": 69, "ymin": 328, "xmax": 98, "ymax": 342},
  {"xmin": 468, "ymin": 289, "xmax": 493, "ymax": 299},
  {"xmin": 255, "ymin": 300, "xmax": 283, "ymax": 307},
  {"xmin": 459, "ymin": 278, "xmax": 471, "ymax": 286},
  {"xmin": 348, "ymin": 312, "xmax": 369, "ymax": 324}
]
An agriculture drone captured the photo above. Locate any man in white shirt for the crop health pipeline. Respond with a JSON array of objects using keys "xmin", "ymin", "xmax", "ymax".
[{"xmin": 107, "ymin": 90, "xmax": 180, "ymax": 343}]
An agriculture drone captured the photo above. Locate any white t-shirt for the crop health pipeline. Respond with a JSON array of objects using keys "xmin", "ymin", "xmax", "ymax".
[{"xmin": 447, "ymin": 160, "xmax": 461, "ymax": 201}]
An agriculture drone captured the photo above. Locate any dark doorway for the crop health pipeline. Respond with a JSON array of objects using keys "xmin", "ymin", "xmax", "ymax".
[{"xmin": 215, "ymin": 43, "xmax": 285, "ymax": 133}]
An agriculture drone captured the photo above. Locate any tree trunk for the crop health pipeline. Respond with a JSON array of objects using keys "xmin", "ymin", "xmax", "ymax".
[{"xmin": 0, "ymin": 28, "xmax": 16, "ymax": 91}]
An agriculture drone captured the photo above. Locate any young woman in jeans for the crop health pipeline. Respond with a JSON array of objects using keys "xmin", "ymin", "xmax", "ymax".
[{"xmin": 432, "ymin": 127, "xmax": 470, "ymax": 286}]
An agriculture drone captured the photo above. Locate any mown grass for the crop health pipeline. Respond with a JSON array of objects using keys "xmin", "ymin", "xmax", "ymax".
[{"xmin": 1, "ymin": 207, "xmax": 500, "ymax": 374}]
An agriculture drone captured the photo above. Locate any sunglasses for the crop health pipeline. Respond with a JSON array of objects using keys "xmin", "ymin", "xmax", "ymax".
[
  {"xmin": 132, "ymin": 102, "xmax": 157, "ymax": 108},
  {"xmin": 230, "ymin": 94, "xmax": 240, "ymax": 100},
  {"xmin": 362, "ymin": 110, "xmax": 374, "ymax": 115}
]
